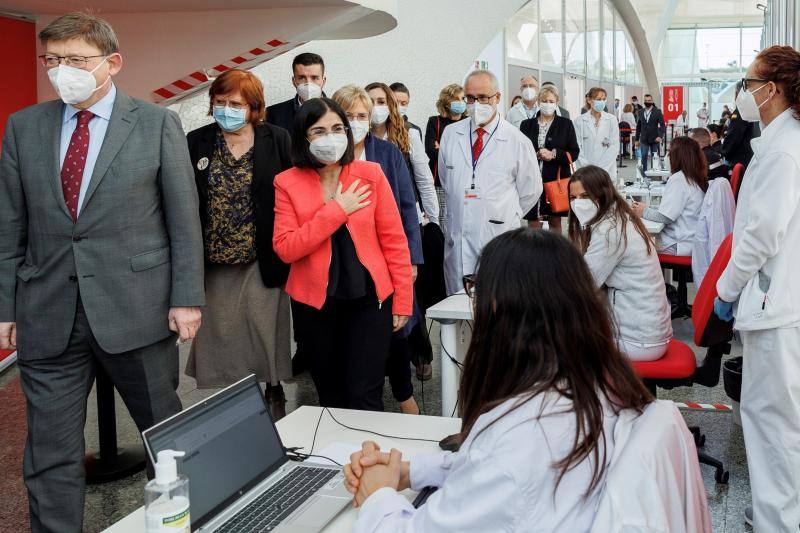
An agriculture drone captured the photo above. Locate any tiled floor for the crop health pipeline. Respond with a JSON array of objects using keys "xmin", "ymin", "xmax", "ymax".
[{"xmin": 0, "ymin": 160, "xmax": 754, "ymax": 532}]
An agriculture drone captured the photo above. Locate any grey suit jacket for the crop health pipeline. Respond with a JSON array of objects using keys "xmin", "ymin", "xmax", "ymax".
[{"xmin": 0, "ymin": 90, "xmax": 205, "ymax": 359}]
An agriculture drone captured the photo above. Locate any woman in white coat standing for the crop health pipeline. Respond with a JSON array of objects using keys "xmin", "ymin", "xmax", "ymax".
[
  {"xmin": 574, "ymin": 87, "xmax": 620, "ymax": 181},
  {"xmin": 713, "ymin": 46, "xmax": 800, "ymax": 531}
]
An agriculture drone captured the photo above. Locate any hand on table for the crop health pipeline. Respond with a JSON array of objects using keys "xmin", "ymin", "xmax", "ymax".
[
  {"xmin": 714, "ymin": 297, "xmax": 734, "ymax": 322},
  {"xmin": 169, "ymin": 307, "xmax": 202, "ymax": 344},
  {"xmin": 0, "ymin": 322, "xmax": 16, "ymax": 350},
  {"xmin": 344, "ymin": 441, "xmax": 410, "ymax": 507}
]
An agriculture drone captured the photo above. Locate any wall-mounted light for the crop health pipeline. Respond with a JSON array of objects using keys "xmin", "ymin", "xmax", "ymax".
[{"xmin": 756, "ymin": 3, "xmax": 767, "ymax": 12}]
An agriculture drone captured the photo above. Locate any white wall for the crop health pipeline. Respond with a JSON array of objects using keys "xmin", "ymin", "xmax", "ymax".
[{"xmin": 171, "ymin": 0, "xmax": 528, "ymax": 132}]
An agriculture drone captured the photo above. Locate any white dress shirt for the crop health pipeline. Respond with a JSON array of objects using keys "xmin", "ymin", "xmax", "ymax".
[
  {"xmin": 59, "ymin": 84, "xmax": 117, "ymax": 216},
  {"xmin": 381, "ymin": 129, "xmax": 440, "ymax": 222}
]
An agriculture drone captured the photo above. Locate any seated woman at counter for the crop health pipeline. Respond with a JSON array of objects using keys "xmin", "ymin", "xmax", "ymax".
[
  {"xmin": 568, "ymin": 165, "xmax": 672, "ymax": 361},
  {"xmin": 342, "ymin": 228, "xmax": 653, "ymax": 531},
  {"xmin": 631, "ymin": 136, "xmax": 707, "ymax": 256}
]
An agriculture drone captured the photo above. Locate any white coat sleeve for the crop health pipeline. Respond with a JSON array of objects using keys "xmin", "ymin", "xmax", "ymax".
[
  {"xmin": 353, "ymin": 447, "xmax": 524, "ymax": 533},
  {"xmin": 574, "ymin": 118, "xmax": 589, "ymax": 168},
  {"xmin": 583, "ymin": 220, "xmax": 626, "ymax": 288},
  {"xmin": 515, "ymin": 136, "xmax": 543, "ymax": 215},
  {"xmin": 437, "ymin": 129, "xmax": 451, "ymax": 191},
  {"xmin": 658, "ymin": 175, "xmax": 689, "ymax": 221},
  {"xmin": 717, "ymin": 153, "xmax": 800, "ymax": 302},
  {"xmin": 507, "ymin": 106, "xmax": 523, "ymax": 129},
  {"xmin": 609, "ymin": 117, "xmax": 620, "ymax": 161},
  {"xmin": 409, "ymin": 131, "xmax": 440, "ymax": 222}
]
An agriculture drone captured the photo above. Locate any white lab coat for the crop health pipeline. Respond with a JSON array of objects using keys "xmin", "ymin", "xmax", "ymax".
[
  {"xmin": 591, "ymin": 401, "xmax": 712, "ymax": 533},
  {"xmin": 354, "ymin": 393, "xmax": 623, "ymax": 533},
  {"xmin": 657, "ymin": 171, "xmax": 705, "ymax": 256},
  {"xmin": 573, "ymin": 111, "xmax": 619, "ymax": 180},
  {"xmin": 697, "ymin": 107, "xmax": 709, "ymax": 128},
  {"xmin": 437, "ymin": 114, "xmax": 541, "ymax": 294},
  {"xmin": 717, "ymin": 108, "xmax": 800, "ymax": 532},
  {"xmin": 505, "ymin": 100, "xmax": 538, "ymax": 129},
  {"xmin": 691, "ymin": 178, "xmax": 735, "ymax": 287}
]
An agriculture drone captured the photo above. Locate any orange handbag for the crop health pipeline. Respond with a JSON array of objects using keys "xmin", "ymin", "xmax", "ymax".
[{"xmin": 543, "ymin": 151, "xmax": 574, "ymax": 213}]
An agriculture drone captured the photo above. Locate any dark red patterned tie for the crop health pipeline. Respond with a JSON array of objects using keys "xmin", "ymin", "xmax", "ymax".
[
  {"xmin": 472, "ymin": 127, "xmax": 485, "ymax": 162},
  {"xmin": 61, "ymin": 110, "xmax": 94, "ymax": 221}
]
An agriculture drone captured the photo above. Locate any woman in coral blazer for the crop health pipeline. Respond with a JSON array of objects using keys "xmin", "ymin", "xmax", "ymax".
[{"xmin": 273, "ymin": 98, "xmax": 413, "ymax": 411}]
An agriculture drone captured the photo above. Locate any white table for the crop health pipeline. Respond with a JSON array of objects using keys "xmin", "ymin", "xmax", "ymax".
[
  {"xmin": 426, "ymin": 293, "xmax": 473, "ymax": 417},
  {"xmin": 103, "ymin": 406, "xmax": 460, "ymax": 533},
  {"xmin": 643, "ymin": 219, "xmax": 665, "ymax": 235},
  {"xmin": 644, "ymin": 169, "xmax": 671, "ymax": 179}
]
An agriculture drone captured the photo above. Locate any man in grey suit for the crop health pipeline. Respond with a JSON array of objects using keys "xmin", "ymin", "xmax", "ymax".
[{"xmin": 0, "ymin": 13, "xmax": 204, "ymax": 533}]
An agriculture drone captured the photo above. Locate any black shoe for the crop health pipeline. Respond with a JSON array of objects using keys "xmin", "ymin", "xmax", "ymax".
[
  {"xmin": 744, "ymin": 506, "xmax": 753, "ymax": 526},
  {"xmin": 266, "ymin": 384, "xmax": 286, "ymax": 421}
]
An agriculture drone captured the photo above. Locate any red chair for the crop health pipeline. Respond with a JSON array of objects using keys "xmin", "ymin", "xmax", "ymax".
[
  {"xmin": 730, "ymin": 163, "xmax": 744, "ymax": 201},
  {"xmin": 633, "ymin": 234, "xmax": 734, "ymax": 484},
  {"xmin": 659, "ymin": 253, "xmax": 693, "ymax": 319}
]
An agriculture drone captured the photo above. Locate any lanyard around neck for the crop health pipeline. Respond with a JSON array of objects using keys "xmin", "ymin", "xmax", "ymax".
[{"xmin": 469, "ymin": 120, "xmax": 500, "ymax": 188}]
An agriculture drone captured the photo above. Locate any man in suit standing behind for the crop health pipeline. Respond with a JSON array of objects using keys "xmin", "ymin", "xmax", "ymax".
[
  {"xmin": 266, "ymin": 52, "xmax": 326, "ymax": 134},
  {"xmin": 0, "ymin": 13, "xmax": 204, "ymax": 533},
  {"xmin": 635, "ymin": 93, "xmax": 666, "ymax": 177}
]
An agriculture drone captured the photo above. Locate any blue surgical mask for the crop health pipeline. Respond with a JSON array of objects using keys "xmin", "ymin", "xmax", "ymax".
[
  {"xmin": 398, "ymin": 105, "xmax": 409, "ymax": 117},
  {"xmin": 449, "ymin": 101, "xmax": 467, "ymax": 115},
  {"xmin": 213, "ymin": 105, "xmax": 248, "ymax": 132},
  {"xmin": 593, "ymin": 99, "xmax": 606, "ymax": 113}
]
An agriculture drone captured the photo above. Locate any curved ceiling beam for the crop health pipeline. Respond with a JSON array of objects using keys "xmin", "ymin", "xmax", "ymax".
[{"xmin": 610, "ymin": 0, "xmax": 661, "ymax": 98}]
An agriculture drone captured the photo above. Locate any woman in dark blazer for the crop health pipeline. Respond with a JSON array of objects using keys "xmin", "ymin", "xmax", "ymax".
[
  {"xmin": 520, "ymin": 86, "xmax": 580, "ymax": 233},
  {"xmin": 185, "ymin": 69, "xmax": 293, "ymax": 419}
]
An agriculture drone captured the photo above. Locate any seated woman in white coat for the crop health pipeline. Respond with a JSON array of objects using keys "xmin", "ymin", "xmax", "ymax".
[
  {"xmin": 343, "ymin": 228, "xmax": 654, "ymax": 532},
  {"xmin": 632, "ymin": 137, "xmax": 707, "ymax": 256},
  {"xmin": 568, "ymin": 165, "xmax": 673, "ymax": 361},
  {"xmin": 573, "ymin": 87, "xmax": 620, "ymax": 181}
]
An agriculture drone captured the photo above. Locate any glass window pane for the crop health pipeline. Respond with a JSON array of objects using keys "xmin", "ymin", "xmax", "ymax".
[
  {"xmin": 564, "ymin": 0, "xmax": 584, "ymax": 73},
  {"xmin": 625, "ymin": 34, "xmax": 635, "ymax": 84},
  {"xmin": 659, "ymin": 28, "xmax": 696, "ymax": 78},
  {"xmin": 741, "ymin": 27, "xmax": 762, "ymax": 71},
  {"xmin": 696, "ymin": 27, "xmax": 741, "ymax": 74},
  {"xmin": 615, "ymin": 23, "xmax": 625, "ymax": 83},
  {"xmin": 586, "ymin": 0, "xmax": 601, "ymax": 78},
  {"xmin": 602, "ymin": 2, "xmax": 614, "ymax": 81},
  {"xmin": 540, "ymin": 0, "xmax": 563, "ymax": 67},
  {"xmin": 507, "ymin": 1, "xmax": 539, "ymax": 64}
]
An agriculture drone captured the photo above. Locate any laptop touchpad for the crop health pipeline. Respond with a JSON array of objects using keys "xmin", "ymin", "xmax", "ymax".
[{"xmin": 290, "ymin": 496, "xmax": 348, "ymax": 527}]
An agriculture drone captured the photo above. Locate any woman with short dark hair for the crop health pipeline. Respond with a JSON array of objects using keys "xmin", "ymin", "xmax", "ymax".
[
  {"xmin": 273, "ymin": 98, "xmax": 413, "ymax": 411},
  {"xmin": 186, "ymin": 69, "xmax": 292, "ymax": 418},
  {"xmin": 631, "ymin": 136, "xmax": 708, "ymax": 255}
]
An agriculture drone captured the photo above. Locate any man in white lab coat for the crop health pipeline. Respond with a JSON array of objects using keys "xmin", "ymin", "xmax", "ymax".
[
  {"xmin": 437, "ymin": 70, "xmax": 542, "ymax": 295},
  {"xmin": 697, "ymin": 102, "xmax": 709, "ymax": 128},
  {"xmin": 714, "ymin": 46, "xmax": 800, "ymax": 532}
]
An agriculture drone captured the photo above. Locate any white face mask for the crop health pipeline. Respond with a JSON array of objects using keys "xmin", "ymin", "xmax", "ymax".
[
  {"xmin": 47, "ymin": 58, "xmax": 110, "ymax": 105},
  {"xmin": 398, "ymin": 105, "xmax": 408, "ymax": 117},
  {"xmin": 309, "ymin": 133, "xmax": 349, "ymax": 164},
  {"xmin": 468, "ymin": 101, "xmax": 496, "ymax": 127},
  {"xmin": 296, "ymin": 82, "xmax": 322, "ymax": 102},
  {"xmin": 570, "ymin": 198, "xmax": 598, "ymax": 227},
  {"xmin": 521, "ymin": 87, "xmax": 537, "ymax": 102},
  {"xmin": 371, "ymin": 105, "xmax": 390, "ymax": 126},
  {"xmin": 539, "ymin": 102, "xmax": 557, "ymax": 116},
  {"xmin": 736, "ymin": 82, "xmax": 771, "ymax": 123},
  {"xmin": 349, "ymin": 120, "xmax": 369, "ymax": 143}
]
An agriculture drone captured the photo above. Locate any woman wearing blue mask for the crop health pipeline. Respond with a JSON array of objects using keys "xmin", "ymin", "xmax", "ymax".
[
  {"xmin": 424, "ymin": 85, "xmax": 467, "ymax": 216},
  {"xmin": 185, "ymin": 69, "xmax": 294, "ymax": 420},
  {"xmin": 573, "ymin": 87, "xmax": 620, "ymax": 181}
]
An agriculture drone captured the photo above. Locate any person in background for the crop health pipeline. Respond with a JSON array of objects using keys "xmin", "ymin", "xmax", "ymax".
[
  {"xmin": 689, "ymin": 127, "xmax": 729, "ymax": 180},
  {"xmin": 520, "ymin": 85, "xmax": 579, "ymax": 232},
  {"xmin": 266, "ymin": 52, "xmax": 326, "ymax": 134},
  {"xmin": 697, "ymin": 102, "xmax": 709, "ymax": 127},
  {"xmin": 343, "ymin": 229, "xmax": 654, "ymax": 531},
  {"xmin": 0, "ymin": 13, "xmax": 204, "ymax": 532},
  {"xmin": 185, "ymin": 69, "xmax": 292, "ymax": 420},
  {"xmin": 635, "ymin": 94, "xmax": 666, "ymax": 177},
  {"xmin": 506, "ymin": 74, "xmax": 540, "ymax": 128},
  {"xmin": 574, "ymin": 87, "xmax": 620, "ymax": 181},
  {"xmin": 568, "ymin": 166, "xmax": 672, "ymax": 361},
  {"xmin": 721, "ymin": 104, "xmax": 732, "ymax": 121},
  {"xmin": 676, "ymin": 109, "xmax": 689, "ymax": 136},
  {"xmin": 331, "ymin": 85, "xmax": 424, "ymax": 413},
  {"xmin": 631, "ymin": 95, "xmax": 643, "ymax": 119},
  {"xmin": 389, "ymin": 82, "xmax": 423, "ymax": 140},
  {"xmin": 708, "ymin": 123, "xmax": 724, "ymax": 155},
  {"xmin": 510, "ymin": 95, "xmax": 522, "ymax": 109},
  {"xmin": 713, "ymin": 45, "xmax": 800, "ymax": 531},
  {"xmin": 619, "ymin": 103, "xmax": 636, "ymax": 157},
  {"xmin": 541, "ymin": 81, "xmax": 571, "ymax": 118},
  {"xmin": 437, "ymin": 70, "xmax": 542, "ymax": 294},
  {"xmin": 614, "ymin": 98, "xmax": 621, "ymax": 117},
  {"xmin": 631, "ymin": 136, "xmax": 707, "ymax": 256},
  {"xmin": 722, "ymin": 81, "xmax": 758, "ymax": 172},
  {"xmin": 273, "ymin": 98, "xmax": 413, "ymax": 411}
]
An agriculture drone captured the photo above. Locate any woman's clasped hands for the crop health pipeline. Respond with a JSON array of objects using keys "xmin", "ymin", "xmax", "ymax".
[{"xmin": 343, "ymin": 441, "xmax": 411, "ymax": 508}]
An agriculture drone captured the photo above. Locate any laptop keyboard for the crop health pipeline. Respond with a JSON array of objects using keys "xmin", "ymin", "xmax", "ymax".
[{"xmin": 216, "ymin": 466, "xmax": 340, "ymax": 532}]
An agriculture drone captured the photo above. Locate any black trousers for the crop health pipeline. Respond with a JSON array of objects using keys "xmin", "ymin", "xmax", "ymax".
[
  {"xmin": 291, "ymin": 294, "xmax": 393, "ymax": 411},
  {"xmin": 17, "ymin": 298, "xmax": 181, "ymax": 533},
  {"xmin": 387, "ymin": 336, "xmax": 413, "ymax": 402}
]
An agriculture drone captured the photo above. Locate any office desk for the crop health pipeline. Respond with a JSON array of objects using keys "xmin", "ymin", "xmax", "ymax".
[
  {"xmin": 426, "ymin": 293, "xmax": 473, "ymax": 417},
  {"xmin": 645, "ymin": 169, "xmax": 671, "ymax": 179},
  {"xmin": 103, "ymin": 406, "xmax": 460, "ymax": 533},
  {"xmin": 643, "ymin": 219, "xmax": 665, "ymax": 235}
]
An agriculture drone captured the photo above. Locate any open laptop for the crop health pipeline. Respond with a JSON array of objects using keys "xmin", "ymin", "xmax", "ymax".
[{"xmin": 142, "ymin": 375, "xmax": 350, "ymax": 532}]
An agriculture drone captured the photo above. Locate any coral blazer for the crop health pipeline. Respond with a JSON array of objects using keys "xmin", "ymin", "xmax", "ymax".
[{"xmin": 273, "ymin": 160, "xmax": 413, "ymax": 315}]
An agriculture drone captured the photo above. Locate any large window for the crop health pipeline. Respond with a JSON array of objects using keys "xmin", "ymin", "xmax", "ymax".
[
  {"xmin": 601, "ymin": 1, "xmax": 614, "ymax": 81},
  {"xmin": 507, "ymin": 0, "xmax": 539, "ymax": 64},
  {"xmin": 659, "ymin": 25, "xmax": 763, "ymax": 80},
  {"xmin": 540, "ymin": 0, "xmax": 563, "ymax": 67},
  {"xmin": 585, "ymin": 0, "xmax": 601, "ymax": 79},
  {"xmin": 565, "ymin": 0, "xmax": 585, "ymax": 73}
]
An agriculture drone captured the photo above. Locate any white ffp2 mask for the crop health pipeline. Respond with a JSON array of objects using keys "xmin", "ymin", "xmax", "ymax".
[
  {"xmin": 296, "ymin": 82, "xmax": 322, "ymax": 101},
  {"xmin": 309, "ymin": 133, "xmax": 349, "ymax": 164},
  {"xmin": 571, "ymin": 199, "xmax": 598, "ymax": 227},
  {"xmin": 349, "ymin": 120, "xmax": 369, "ymax": 143},
  {"xmin": 736, "ymin": 82, "xmax": 771, "ymax": 123},
  {"xmin": 47, "ymin": 58, "xmax": 110, "ymax": 105},
  {"xmin": 371, "ymin": 105, "xmax": 390, "ymax": 126},
  {"xmin": 468, "ymin": 102, "xmax": 495, "ymax": 127}
]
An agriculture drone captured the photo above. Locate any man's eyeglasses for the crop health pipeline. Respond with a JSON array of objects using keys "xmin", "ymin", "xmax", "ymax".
[
  {"xmin": 741, "ymin": 78, "xmax": 769, "ymax": 91},
  {"xmin": 465, "ymin": 93, "xmax": 498, "ymax": 105},
  {"xmin": 307, "ymin": 124, "xmax": 348, "ymax": 140},
  {"xmin": 462, "ymin": 274, "xmax": 476, "ymax": 298},
  {"xmin": 38, "ymin": 54, "xmax": 106, "ymax": 68}
]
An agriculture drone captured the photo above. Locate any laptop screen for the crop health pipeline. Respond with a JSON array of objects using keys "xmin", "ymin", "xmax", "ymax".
[{"xmin": 144, "ymin": 376, "xmax": 286, "ymax": 530}]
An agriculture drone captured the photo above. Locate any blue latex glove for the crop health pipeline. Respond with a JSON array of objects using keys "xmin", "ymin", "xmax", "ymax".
[{"xmin": 714, "ymin": 297, "xmax": 734, "ymax": 322}]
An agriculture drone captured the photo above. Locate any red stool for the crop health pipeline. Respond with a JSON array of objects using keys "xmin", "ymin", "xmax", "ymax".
[{"xmin": 730, "ymin": 163, "xmax": 744, "ymax": 201}]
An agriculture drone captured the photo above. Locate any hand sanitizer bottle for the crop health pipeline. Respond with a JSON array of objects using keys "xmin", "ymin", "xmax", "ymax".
[{"xmin": 145, "ymin": 450, "xmax": 190, "ymax": 532}]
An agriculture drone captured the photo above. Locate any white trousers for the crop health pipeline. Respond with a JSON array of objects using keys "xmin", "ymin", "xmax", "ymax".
[
  {"xmin": 741, "ymin": 326, "xmax": 800, "ymax": 532},
  {"xmin": 618, "ymin": 338, "xmax": 670, "ymax": 362}
]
